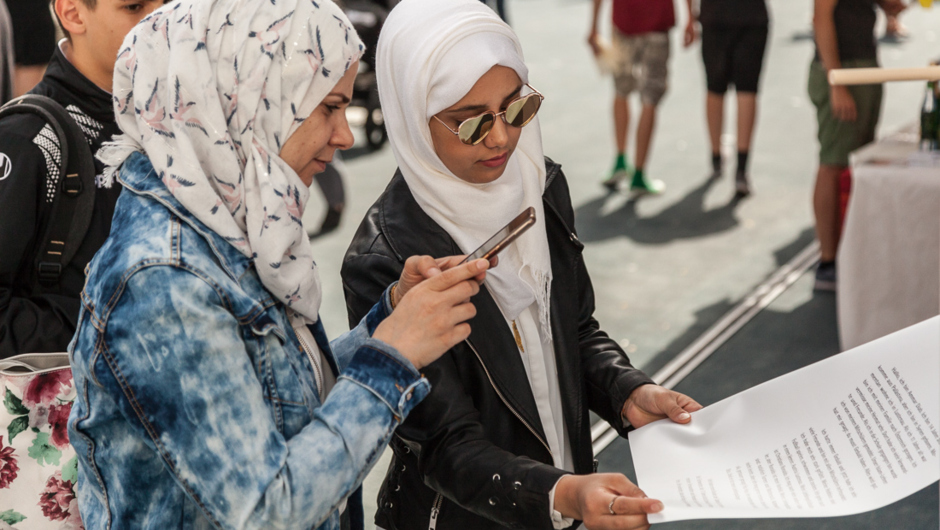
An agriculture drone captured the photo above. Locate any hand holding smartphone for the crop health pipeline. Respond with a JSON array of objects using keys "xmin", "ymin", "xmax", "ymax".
[
  {"xmin": 460, "ymin": 207, "xmax": 536, "ymax": 264},
  {"xmin": 392, "ymin": 207, "xmax": 535, "ymax": 309}
]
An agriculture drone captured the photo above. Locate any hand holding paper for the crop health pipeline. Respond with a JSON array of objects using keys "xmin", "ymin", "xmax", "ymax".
[
  {"xmin": 554, "ymin": 473, "xmax": 661, "ymax": 530},
  {"xmin": 623, "ymin": 384, "xmax": 703, "ymax": 428}
]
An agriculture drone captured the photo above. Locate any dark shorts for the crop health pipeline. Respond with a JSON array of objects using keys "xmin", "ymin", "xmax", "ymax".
[
  {"xmin": 807, "ymin": 59, "xmax": 882, "ymax": 167},
  {"xmin": 701, "ymin": 24, "xmax": 768, "ymax": 94},
  {"xmin": 6, "ymin": 0, "xmax": 56, "ymax": 66}
]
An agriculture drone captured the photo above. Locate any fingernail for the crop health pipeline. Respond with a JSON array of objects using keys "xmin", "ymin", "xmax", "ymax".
[
  {"xmin": 428, "ymin": 267, "xmax": 441, "ymax": 276},
  {"xmin": 678, "ymin": 412, "xmax": 691, "ymax": 421},
  {"xmin": 476, "ymin": 259, "xmax": 488, "ymax": 270},
  {"xmin": 650, "ymin": 502, "xmax": 664, "ymax": 513}
]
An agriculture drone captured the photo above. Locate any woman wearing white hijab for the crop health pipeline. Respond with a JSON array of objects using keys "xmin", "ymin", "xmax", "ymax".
[
  {"xmin": 66, "ymin": 0, "xmax": 489, "ymax": 528},
  {"xmin": 341, "ymin": 0, "xmax": 701, "ymax": 528}
]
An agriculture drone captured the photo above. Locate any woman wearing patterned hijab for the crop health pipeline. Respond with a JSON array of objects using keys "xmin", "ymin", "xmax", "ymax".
[
  {"xmin": 67, "ymin": 0, "xmax": 489, "ymax": 527},
  {"xmin": 342, "ymin": 0, "xmax": 701, "ymax": 528}
]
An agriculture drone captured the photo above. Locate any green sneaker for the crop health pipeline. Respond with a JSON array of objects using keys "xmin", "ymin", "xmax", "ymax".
[
  {"xmin": 629, "ymin": 169, "xmax": 665, "ymax": 195},
  {"xmin": 602, "ymin": 154, "xmax": 631, "ymax": 190},
  {"xmin": 602, "ymin": 168, "xmax": 630, "ymax": 190}
]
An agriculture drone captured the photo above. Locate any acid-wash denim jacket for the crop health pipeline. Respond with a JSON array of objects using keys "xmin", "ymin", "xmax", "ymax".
[{"xmin": 67, "ymin": 151, "xmax": 430, "ymax": 529}]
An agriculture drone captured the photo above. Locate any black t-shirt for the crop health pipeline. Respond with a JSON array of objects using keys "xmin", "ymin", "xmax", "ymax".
[
  {"xmin": 818, "ymin": 0, "xmax": 878, "ymax": 62},
  {"xmin": 0, "ymin": 43, "xmax": 122, "ymax": 357},
  {"xmin": 699, "ymin": 0, "xmax": 769, "ymax": 27},
  {"xmin": 6, "ymin": 0, "xmax": 56, "ymax": 66}
]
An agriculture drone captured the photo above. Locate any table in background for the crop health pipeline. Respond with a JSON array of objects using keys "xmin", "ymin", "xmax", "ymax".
[{"xmin": 838, "ymin": 127, "xmax": 940, "ymax": 350}]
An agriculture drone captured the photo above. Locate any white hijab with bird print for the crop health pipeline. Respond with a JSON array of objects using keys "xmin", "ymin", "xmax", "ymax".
[{"xmin": 99, "ymin": 0, "xmax": 363, "ymax": 323}]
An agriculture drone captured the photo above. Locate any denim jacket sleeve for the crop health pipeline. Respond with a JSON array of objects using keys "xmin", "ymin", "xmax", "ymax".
[
  {"xmin": 328, "ymin": 282, "xmax": 396, "ymax": 373},
  {"xmin": 96, "ymin": 266, "xmax": 428, "ymax": 529}
]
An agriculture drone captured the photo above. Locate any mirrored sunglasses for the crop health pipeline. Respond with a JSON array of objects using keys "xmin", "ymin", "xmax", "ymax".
[{"xmin": 434, "ymin": 84, "xmax": 544, "ymax": 145}]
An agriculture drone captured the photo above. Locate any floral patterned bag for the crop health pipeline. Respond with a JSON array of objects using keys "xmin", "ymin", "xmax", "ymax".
[{"xmin": 0, "ymin": 353, "xmax": 83, "ymax": 529}]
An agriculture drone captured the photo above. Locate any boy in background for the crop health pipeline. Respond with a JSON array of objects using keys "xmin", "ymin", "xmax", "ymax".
[
  {"xmin": 588, "ymin": 0, "xmax": 674, "ymax": 194},
  {"xmin": 683, "ymin": 0, "xmax": 769, "ymax": 197},
  {"xmin": 0, "ymin": 0, "xmax": 165, "ymax": 357}
]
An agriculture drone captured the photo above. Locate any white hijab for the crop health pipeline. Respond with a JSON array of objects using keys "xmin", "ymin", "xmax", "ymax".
[
  {"xmin": 376, "ymin": 0, "xmax": 553, "ymax": 338},
  {"xmin": 99, "ymin": 0, "xmax": 364, "ymax": 323}
]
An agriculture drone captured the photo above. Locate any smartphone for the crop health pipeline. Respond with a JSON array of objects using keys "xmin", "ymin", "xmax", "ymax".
[{"xmin": 461, "ymin": 207, "xmax": 536, "ymax": 264}]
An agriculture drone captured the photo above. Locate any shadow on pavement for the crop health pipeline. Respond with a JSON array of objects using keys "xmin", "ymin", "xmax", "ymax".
[
  {"xmin": 574, "ymin": 174, "xmax": 745, "ymax": 244},
  {"xmin": 638, "ymin": 228, "xmax": 817, "ymax": 377},
  {"xmin": 773, "ymin": 227, "xmax": 816, "ymax": 266},
  {"xmin": 640, "ymin": 297, "xmax": 738, "ymax": 377},
  {"xmin": 667, "ymin": 292, "xmax": 840, "ymax": 409}
]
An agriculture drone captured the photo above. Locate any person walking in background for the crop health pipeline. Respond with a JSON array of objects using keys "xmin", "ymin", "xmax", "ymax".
[
  {"xmin": 808, "ymin": 0, "xmax": 903, "ymax": 291},
  {"xmin": 312, "ymin": 161, "xmax": 347, "ymax": 236},
  {"xmin": 883, "ymin": 12, "xmax": 908, "ymax": 41},
  {"xmin": 6, "ymin": 0, "xmax": 57, "ymax": 96},
  {"xmin": 588, "ymin": 0, "xmax": 673, "ymax": 194},
  {"xmin": 0, "ymin": 0, "xmax": 13, "ymax": 104},
  {"xmin": 0, "ymin": 0, "xmax": 165, "ymax": 358},
  {"xmin": 683, "ymin": 0, "xmax": 768, "ymax": 197}
]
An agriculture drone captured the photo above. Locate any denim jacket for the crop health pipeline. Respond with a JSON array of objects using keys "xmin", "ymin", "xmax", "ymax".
[{"xmin": 67, "ymin": 152, "xmax": 430, "ymax": 529}]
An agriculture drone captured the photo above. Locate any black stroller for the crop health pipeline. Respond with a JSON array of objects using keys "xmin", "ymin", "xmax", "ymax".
[{"xmin": 343, "ymin": 0, "xmax": 390, "ymax": 150}]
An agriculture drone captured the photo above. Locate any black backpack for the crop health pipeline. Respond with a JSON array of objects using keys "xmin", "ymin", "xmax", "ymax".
[{"xmin": 0, "ymin": 95, "xmax": 96, "ymax": 289}]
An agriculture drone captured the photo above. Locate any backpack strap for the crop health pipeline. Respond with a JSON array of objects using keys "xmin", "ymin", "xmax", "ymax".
[{"xmin": 0, "ymin": 95, "xmax": 96, "ymax": 289}]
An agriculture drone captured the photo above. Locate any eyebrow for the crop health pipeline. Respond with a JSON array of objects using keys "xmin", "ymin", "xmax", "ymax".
[{"xmin": 445, "ymin": 84, "xmax": 523, "ymax": 114}]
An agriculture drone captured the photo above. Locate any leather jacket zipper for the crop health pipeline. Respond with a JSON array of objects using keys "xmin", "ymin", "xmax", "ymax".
[
  {"xmin": 291, "ymin": 320, "xmax": 324, "ymax": 402},
  {"xmin": 542, "ymin": 199, "xmax": 582, "ymax": 248},
  {"xmin": 428, "ymin": 492, "xmax": 443, "ymax": 530},
  {"xmin": 465, "ymin": 339, "xmax": 553, "ymax": 458}
]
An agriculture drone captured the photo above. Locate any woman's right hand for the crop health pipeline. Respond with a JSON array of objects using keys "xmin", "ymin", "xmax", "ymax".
[
  {"xmin": 392, "ymin": 255, "xmax": 493, "ymax": 307},
  {"xmin": 373, "ymin": 259, "xmax": 490, "ymax": 370},
  {"xmin": 554, "ymin": 473, "xmax": 663, "ymax": 530}
]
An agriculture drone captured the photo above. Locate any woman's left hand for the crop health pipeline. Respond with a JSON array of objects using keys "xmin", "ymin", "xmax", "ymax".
[
  {"xmin": 393, "ymin": 255, "xmax": 495, "ymax": 307},
  {"xmin": 622, "ymin": 385, "xmax": 703, "ymax": 429}
]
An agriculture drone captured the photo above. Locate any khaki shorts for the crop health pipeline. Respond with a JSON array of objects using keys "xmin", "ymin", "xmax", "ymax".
[
  {"xmin": 808, "ymin": 59, "xmax": 883, "ymax": 167},
  {"xmin": 612, "ymin": 30, "xmax": 670, "ymax": 105}
]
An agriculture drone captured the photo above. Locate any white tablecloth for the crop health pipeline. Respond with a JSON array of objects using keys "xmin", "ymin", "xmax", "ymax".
[{"xmin": 838, "ymin": 128, "xmax": 940, "ymax": 350}]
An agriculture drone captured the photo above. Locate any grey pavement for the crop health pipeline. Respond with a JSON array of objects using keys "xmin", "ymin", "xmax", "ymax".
[{"xmin": 301, "ymin": 0, "xmax": 940, "ymax": 527}]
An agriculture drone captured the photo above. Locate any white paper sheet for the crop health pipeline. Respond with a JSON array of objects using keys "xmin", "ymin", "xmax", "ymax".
[{"xmin": 629, "ymin": 317, "xmax": 940, "ymax": 523}]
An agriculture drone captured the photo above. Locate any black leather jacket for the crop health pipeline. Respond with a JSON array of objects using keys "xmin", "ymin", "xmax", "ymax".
[{"xmin": 341, "ymin": 159, "xmax": 654, "ymax": 530}]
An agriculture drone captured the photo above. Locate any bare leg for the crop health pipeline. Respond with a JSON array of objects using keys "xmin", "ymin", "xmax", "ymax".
[
  {"xmin": 885, "ymin": 13, "xmax": 906, "ymax": 38},
  {"xmin": 603, "ymin": 95, "xmax": 633, "ymax": 188},
  {"xmin": 736, "ymin": 92, "xmax": 757, "ymax": 152},
  {"xmin": 614, "ymin": 95, "xmax": 629, "ymax": 155},
  {"xmin": 813, "ymin": 164, "xmax": 844, "ymax": 262},
  {"xmin": 706, "ymin": 91, "xmax": 724, "ymax": 157},
  {"xmin": 14, "ymin": 64, "xmax": 45, "ymax": 97},
  {"xmin": 629, "ymin": 103, "xmax": 665, "ymax": 193},
  {"xmin": 634, "ymin": 103, "xmax": 656, "ymax": 170}
]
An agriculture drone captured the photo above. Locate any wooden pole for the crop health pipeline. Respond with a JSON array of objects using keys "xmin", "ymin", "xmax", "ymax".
[{"xmin": 828, "ymin": 66, "xmax": 940, "ymax": 86}]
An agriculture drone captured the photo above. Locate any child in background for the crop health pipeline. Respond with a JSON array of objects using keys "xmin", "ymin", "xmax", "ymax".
[{"xmin": 588, "ymin": 0, "xmax": 674, "ymax": 194}]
